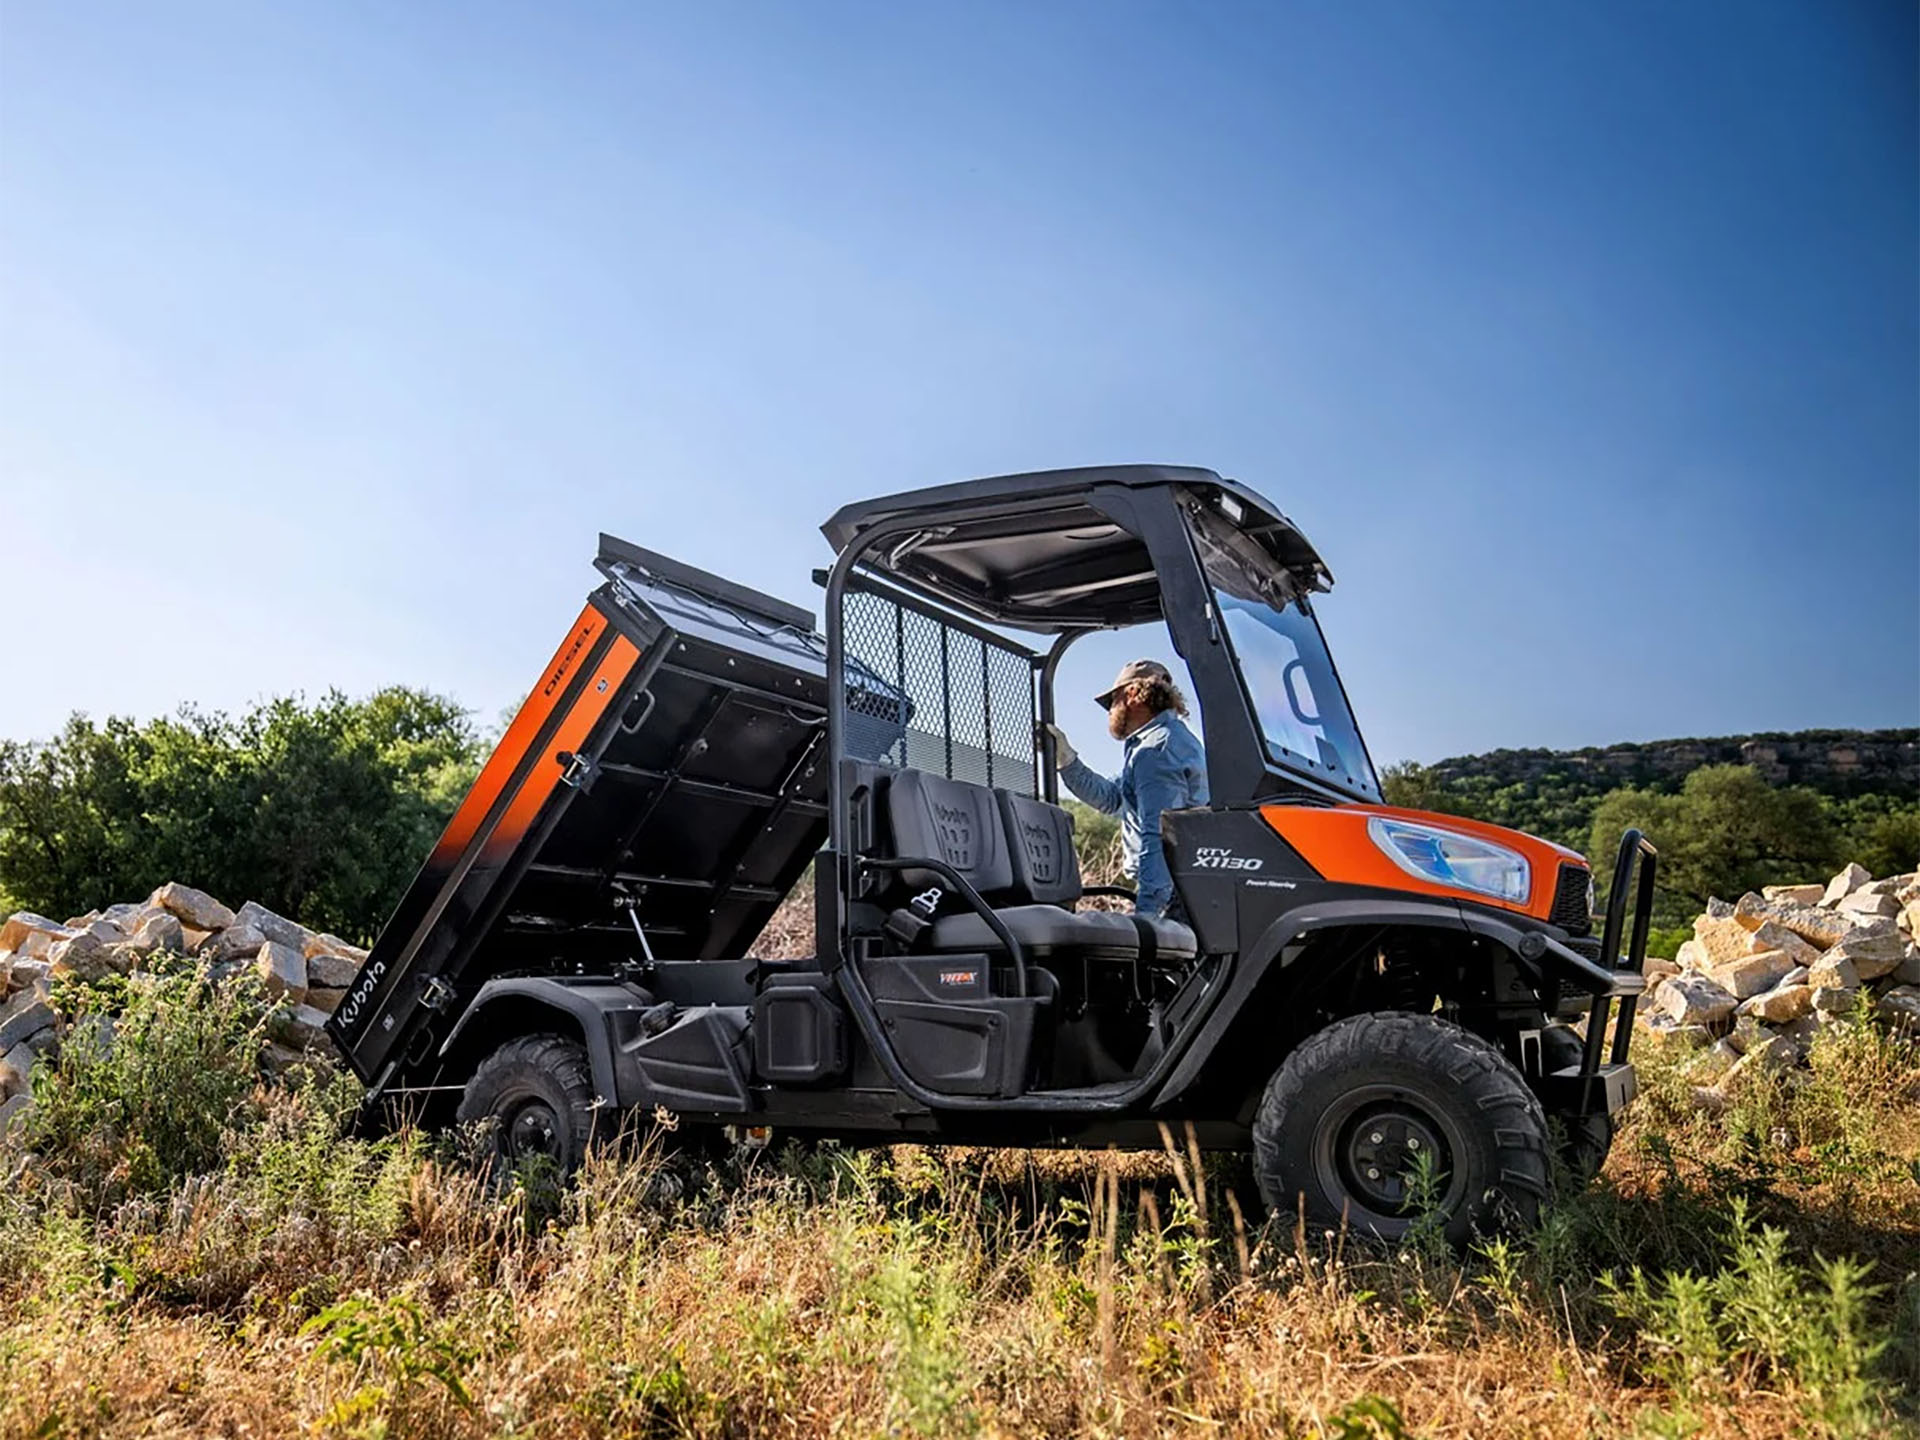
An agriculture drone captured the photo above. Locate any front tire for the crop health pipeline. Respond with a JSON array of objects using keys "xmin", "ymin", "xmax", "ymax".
[
  {"xmin": 1251, "ymin": 1012, "xmax": 1550, "ymax": 1246},
  {"xmin": 456, "ymin": 1034, "xmax": 601, "ymax": 1176}
]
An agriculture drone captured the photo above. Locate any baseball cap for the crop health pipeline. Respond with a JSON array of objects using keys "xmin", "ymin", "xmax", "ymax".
[{"xmin": 1094, "ymin": 659, "xmax": 1175, "ymax": 709}]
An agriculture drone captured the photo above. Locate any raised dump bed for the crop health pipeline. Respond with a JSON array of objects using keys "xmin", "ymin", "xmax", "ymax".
[{"xmin": 327, "ymin": 535, "xmax": 878, "ymax": 1091}]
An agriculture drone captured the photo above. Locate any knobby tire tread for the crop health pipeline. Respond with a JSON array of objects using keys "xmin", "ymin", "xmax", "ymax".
[{"xmin": 1251, "ymin": 1011, "xmax": 1552, "ymax": 1245}]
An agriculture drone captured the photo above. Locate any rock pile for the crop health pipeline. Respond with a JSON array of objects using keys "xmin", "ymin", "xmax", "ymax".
[
  {"xmin": 1637, "ymin": 862, "xmax": 1920, "ymax": 1099},
  {"xmin": 0, "ymin": 883, "xmax": 367, "ymax": 1134}
]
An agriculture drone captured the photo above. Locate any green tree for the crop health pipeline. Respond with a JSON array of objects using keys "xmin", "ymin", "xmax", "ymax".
[
  {"xmin": 1379, "ymin": 761, "xmax": 1467, "ymax": 816},
  {"xmin": 1589, "ymin": 765, "xmax": 1836, "ymax": 912},
  {"xmin": 0, "ymin": 688, "xmax": 482, "ymax": 940}
]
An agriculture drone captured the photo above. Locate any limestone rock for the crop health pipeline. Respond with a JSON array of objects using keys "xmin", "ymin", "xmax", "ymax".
[
  {"xmin": 1762, "ymin": 883, "xmax": 1825, "ymax": 906},
  {"xmin": 0, "ymin": 1041, "xmax": 34, "ymax": 1100},
  {"xmin": 255, "ymin": 941, "xmax": 308, "ymax": 1004},
  {"xmin": 1899, "ymin": 900, "xmax": 1920, "ymax": 937},
  {"xmin": 306, "ymin": 950, "xmax": 361, "ymax": 990},
  {"xmin": 124, "ymin": 911, "xmax": 186, "ymax": 958},
  {"xmin": 303, "ymin": 932, "xmax": 369, "ymax": 964},
  {"xmin": 231, "ymin": 902, "xmax": 311, "ymax": 954},
  {"xmin": 1738, "ymin": 984, "xmax": 1813, "ymax": 1023},
  {"xmin": 199, "ymin": 923, "xmax": 266, "ymax": 965},
  {"xmin": 1836, "ymin": 889, "xmax": 1900, "ymax": 919},
  {"xmin": 1876, "ymin": 985, "xmax": 1920, "ymax": 1030},
  {"xmin": 48, "ymin": 923, "xmax": 129, "ymax": 981},
  {"xmin": 95, "ymin": 903, "xmax": 143, "ymax": 935},
  {"xmin": 1695, "ymin": 1038, "xmax": 1741, "ymax": 1080},
  {"xmin": 0, "ymin": 1092, "xmax": 30, "ymax": 1136},
  {"xmin": 1732, "ymin": 895, "xmax": 1855, "ymax": 949},
  {"xmin": 1643, "ymin": 957, "xmax": 1681, "ymax": 991},
  {"xmin": 0, "ymin": 994, "xmax": 54, "ymax": 1050},
  {"xmin": 0, "ymin": 913, "xmax": 76, "ymax": 959},
  {"xmin": 150, "ymin": 882, "xmax": 235, "ymax": 932},
  {"xmin": 1708, "ymin": 949, "xmax": 1796, "ymax": 1000},
  {"xmin": 1727, "ymin": 1013, "xmax": 1770, "ymax": 1053},
  {"xmin": 1705, "ymin": 897, "xmax": 1736, "ymax": 920},
  {"xmin": 305, "ymin": 986, "xmax": 347, "ymax": 1014},
  {"xmin": 1809, "ymin": 953, "xmax": 1861, "ymax": 990},
  {"xmin": 1689, "ymin": 1085, "xmax": 1729, "ymax": 1115},
  {"xmin": 1777, "ymin": 1014, "xmax": 1822, "ymax": 1049},
  {"xmin": 1675, "ymin": 939, "xmax": 1710, "ymax": 971},
  {"xmin": 1894, "ymin": 949, "xmax": 1920, "ymax": 986},
  {"xmin": 259, "ymin": 1041, "xmax": 317, "ymax": 1077},
  {"xmin": 1744, "ymin": 921, "xmax": 1822, "ymax": 970},
  {"xmin": 1822, "ymin": 863, "xmax": 1872, "ymax": 907},
  {"xmin": 1824, "ymin": 923, "xmax": 1906, "ymax": 982},
  {"xmin": 269, "ymin": 1003, "xmax": 332, "ymax": 1050},
  {"xmin": 7, "ymin": 960, "xmax": 48, "ymax": 992},
  {"xmin": 1657, "ymin": 973, "xmax": 1738, "ymax": 1027},
  {"xmin": 1693, "ymin": 915, "xmax": 1756, "ymax": 970},
  {"xmin": 1811, "ymin": 985, "xmax": 1856, "ymax": 1015}
]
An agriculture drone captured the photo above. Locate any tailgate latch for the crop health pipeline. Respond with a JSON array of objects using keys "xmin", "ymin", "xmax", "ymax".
[{"xmin": 557, "ymin": 750, "xmax": 598, "ymax": 791}]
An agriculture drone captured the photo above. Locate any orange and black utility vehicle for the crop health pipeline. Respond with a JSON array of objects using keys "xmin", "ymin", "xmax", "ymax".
[{"xmin": 329, "ymin": 466, "xmax": 1655, "ymax": 1242}]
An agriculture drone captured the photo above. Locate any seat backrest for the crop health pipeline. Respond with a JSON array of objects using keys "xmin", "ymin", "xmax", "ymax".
[
  {"xmin": 883, "ymin": 768, "xmax": 1013, "ymax": 897},
  {"xmin": 997, "ymin": 791, "xmax": 1083, "ymax": 907}
]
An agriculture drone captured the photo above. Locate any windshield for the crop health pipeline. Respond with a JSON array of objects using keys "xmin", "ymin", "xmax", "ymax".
[
  {"xmin": 1212, "ymin": 591, "xmax": 1379, "ymax": 798},
  {"xmin": 1181, "ymin": 495, "xmax": 1378, "ymax": 798}
]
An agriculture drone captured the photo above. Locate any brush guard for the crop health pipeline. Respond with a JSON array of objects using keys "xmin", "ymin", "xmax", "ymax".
[{"xmin": 1532, "ymin": 828, "xmax": 1658, "ymax": 1118}]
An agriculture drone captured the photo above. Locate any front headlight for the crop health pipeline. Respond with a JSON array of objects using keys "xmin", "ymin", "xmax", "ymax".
[{"xmin": 1367, "ymin": 817, "xmax": 1531, "ymax": 904}]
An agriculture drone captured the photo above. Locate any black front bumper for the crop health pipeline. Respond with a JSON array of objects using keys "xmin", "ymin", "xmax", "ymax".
[{"xmin": 1553, "ymin": 830, "xmax": 1658, "ymax": 1117}]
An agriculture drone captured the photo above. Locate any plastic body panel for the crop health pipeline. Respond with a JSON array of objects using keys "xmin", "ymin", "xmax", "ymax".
[{"xmin": 752, "ymin": 973, "xmax": 849, "ymax": 1084}]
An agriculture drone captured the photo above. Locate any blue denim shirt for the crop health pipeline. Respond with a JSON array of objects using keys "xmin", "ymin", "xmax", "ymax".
[{"xmin": 1060, "ymin": 712, "xmax": 1209, "ymax": 917}]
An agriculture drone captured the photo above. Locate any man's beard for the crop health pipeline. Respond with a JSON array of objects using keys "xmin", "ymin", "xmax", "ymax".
[{"xmin": 1107, "ymin": 709, "xmax": 1134, "ymax": 741}]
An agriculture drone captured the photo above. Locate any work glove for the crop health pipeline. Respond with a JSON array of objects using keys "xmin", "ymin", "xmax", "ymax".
[{"xmin": 1043, "ymin": 723, "xmax": 1077, "ymax": 769}]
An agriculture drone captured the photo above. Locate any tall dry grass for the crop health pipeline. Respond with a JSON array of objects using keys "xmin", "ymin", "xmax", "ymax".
[{"xmin": 1, "ymin": 954, "xmax": 1916, "ymax": 1437}]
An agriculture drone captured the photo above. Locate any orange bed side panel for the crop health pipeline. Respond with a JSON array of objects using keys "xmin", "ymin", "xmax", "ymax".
[
  {"xmin": 430, "ymin": 604, "xmax": 613, "ymax": 865},
  {"xmin": 1259, "ymin": 803, "xmax": 1584, "ymax": 922},
  {"xmin": 481, "ymin": 632, "xmax": 642, "ymax": 863}
]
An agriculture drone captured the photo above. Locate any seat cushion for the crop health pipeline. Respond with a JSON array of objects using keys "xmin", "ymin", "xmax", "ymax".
[
  {"xmin": 885, "ymin": 769, "xmax": 1013, "ymax": 896},
  {"xmin": 997, "ymin": 791, "xmax": 1083, "ymax": 907},
  {"xmin": 928, "ymin": 905, "xmax": 1198, "ymax": 960}
]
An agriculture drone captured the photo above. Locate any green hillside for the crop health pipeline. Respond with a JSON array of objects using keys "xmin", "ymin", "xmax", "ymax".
[{"xmin": 1382, "ymin": 729, "xmax": 1919, "ymax": 924}]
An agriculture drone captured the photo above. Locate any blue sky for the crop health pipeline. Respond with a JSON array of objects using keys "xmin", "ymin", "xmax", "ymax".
[{"xmin": 2, "ymin": 1, "xmax": 1914, "ymax": 778}]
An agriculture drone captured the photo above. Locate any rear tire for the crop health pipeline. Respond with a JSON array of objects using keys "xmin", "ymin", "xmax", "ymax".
[
  {"xmin": 1251, "ymin": 1012, "xmax": 1550, "ymax": 1246},
  {"xmin": 457, "ymin": 1034, "xmax": 601, "ymax": 1177}
]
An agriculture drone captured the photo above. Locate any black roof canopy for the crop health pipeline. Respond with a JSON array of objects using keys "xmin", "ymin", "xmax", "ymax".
[{"xmin": 820, "ymin": 465, "xmax": 1332, "ymax": 632}]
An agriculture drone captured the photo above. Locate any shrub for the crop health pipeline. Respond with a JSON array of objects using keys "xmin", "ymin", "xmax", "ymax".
[{"xmin": 22, "ymin": 953, "xmax": 271, "ymax": 1208}]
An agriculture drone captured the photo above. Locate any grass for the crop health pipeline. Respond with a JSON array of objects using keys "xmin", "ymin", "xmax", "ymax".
[{"xmin": 1, "ymin": 965, "xmax": 1917, "ymax": 1438}]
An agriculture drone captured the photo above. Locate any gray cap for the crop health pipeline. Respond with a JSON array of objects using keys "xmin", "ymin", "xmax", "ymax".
[{"xmin": 1094, "ymin": 658, "xmax": 1175, "ymax": 709}]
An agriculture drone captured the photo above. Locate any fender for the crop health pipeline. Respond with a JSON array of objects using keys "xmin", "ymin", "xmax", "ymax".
[
  {"xmin": 1153, "ymin": 896, "xmax": 1494, "ymax": 1107},
  {"xmin": 438, "ymin": 977, "xmax": 651, "ymax": 1108}
]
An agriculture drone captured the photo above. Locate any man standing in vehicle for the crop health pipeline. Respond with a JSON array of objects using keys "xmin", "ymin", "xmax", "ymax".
[{"xmin": 1045, "ymin": 659, "xmax": 1208, "ymax": 918}]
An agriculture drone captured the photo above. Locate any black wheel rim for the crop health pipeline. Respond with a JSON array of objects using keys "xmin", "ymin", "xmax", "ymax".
[
  {"xmin": 1310, "ymin": 1084, "xmax": 1469, "ymax": 1225},
  {"xmin": 502, "ymin": 1098, "xmax": 564, "ymax": 1163}
]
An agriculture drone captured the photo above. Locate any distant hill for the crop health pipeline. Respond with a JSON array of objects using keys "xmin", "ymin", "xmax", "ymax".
[{"xmin": 1425, "ymin": 729, "xmax": 1918, "ymax": 803}]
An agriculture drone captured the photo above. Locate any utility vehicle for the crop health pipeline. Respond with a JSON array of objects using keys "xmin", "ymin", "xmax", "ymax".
[{"xmin": 329, "ymin": 466, "xmax": 1654, "ymax": 1241}]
